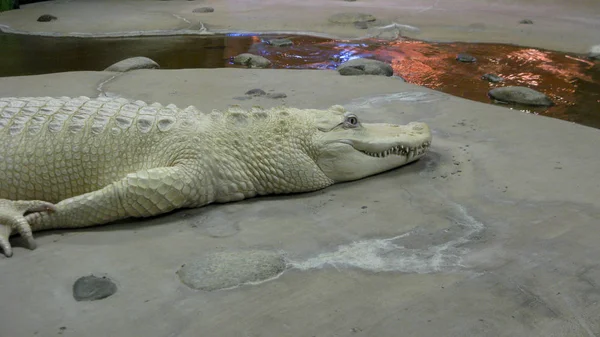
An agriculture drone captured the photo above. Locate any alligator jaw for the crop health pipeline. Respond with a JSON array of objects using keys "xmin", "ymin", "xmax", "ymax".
[{"xmin": 359, "ymin": 141, "xmax": 432, "ymax": 159}]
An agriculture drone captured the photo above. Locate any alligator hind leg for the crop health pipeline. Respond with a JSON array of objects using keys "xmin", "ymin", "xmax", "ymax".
[{"xmin": 0, "ymin": 200, "xmax": 56, "ymax": 257}]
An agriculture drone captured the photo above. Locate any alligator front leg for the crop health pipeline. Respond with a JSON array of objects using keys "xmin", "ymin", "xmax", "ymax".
[
  {"xmin": 2, "ymin": 166, "xmax": 203, "ymax": 257},
  {"xmin": 0, "ymin": 200, "xmax": 56, "ymax": 257}
]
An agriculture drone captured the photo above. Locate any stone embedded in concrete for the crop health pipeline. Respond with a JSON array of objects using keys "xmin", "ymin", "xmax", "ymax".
[
  {"xmin": 266, "ymin": 92, "xmax": 287, "ymax": 99},
  {"xmin": 488, "ymin": 86, "xmax": 554, "ymax": 106},
  {"xmin": 337, "ymin": 58, "xmax": 393, "ymax": 76},
  {"xmin": 245, "ymin": 88, "xmax": 267, "ymax": 96},
  {"xmin": 328, "ymin": 12, "xmax": 376, "ymax": 24},
  {"xmin": 354, "ymin": 21, "xmax": 369, "ymax": 29},
  {"xmin": 72, "ymin": 275, "xmax": 117, "ymax": 301},
  {"xmin": 177, "ymin": 250, "xmax": 287, "ymax": 291},
  {"xmin": 192, "ymin": 7, "xmax": 214, "ymax": 13},
  {"xmin": 232, "ymin": 53, "xmax": 272, "ymax": 68},
  {"xmin": 104, "ymin": 56, "xmax": 160, "ymax": 72},
  {"xmin": 37, "ymin": 14, "xmax": 57, "ymax": 22}
]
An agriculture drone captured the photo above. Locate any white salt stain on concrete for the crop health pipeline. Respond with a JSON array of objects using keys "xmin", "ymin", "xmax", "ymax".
[
  {"xmin": 344, "ymin": 91, "xmax": 449, "ymax": 112},
  {"xmin": 290, "ymin": 201, "xmax": 483, "ymax": 274}
]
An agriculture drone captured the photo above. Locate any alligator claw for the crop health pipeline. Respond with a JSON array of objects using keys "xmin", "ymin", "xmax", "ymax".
[{"xmin": 0, "ymin": 200, "xmax": 56, "ymax": 257}]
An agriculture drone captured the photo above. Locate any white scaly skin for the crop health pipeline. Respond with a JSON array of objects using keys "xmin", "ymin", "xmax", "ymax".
[{"xmin": 0, "ymin": 96, "xmax": 432, "ymax": 257}]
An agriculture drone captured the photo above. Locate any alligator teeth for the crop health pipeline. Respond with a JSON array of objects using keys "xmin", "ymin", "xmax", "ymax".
[{"xmin": 361, "ymin": 142, "xmax": 430, "ymax": 158}]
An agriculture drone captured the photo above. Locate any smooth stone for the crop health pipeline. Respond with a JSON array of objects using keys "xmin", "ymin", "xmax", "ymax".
[
  {"xmin": 177, "ymin": 250, "xmax": 287, "ymax": 291},
  {"xmin": 337, "ymin": 58, "xmax": 393, "ymax": 76},
  {"xmin": 488, "ymin": 86, "xmax": 554, "ymax": 106},
  {"xmin": 232, "ymin": 53, "xmax": 272, "ymax": 68},
  {"xmin": 37, "ymin": 14, "xmax": 57, "ymax": 22},
  {"xmin": 328, "ymin": 12, "xmax": 376, "ymax": 24},
  {"xmin": 481, "ymin": 73, "xmax": 504, "ymax": 83},
  {"xmin": 456, "ymin": 53, "xmax": 476, "ymax": 63},
  {"xmin": 192, "ymin": 7, "xmax": 214, "ymax": 13},
  {"xmin": 72, "ymin": 275, "xmax": 117, "ymax": 301},
  {"xmin": 104, "ymin": 56, "xmax": 160, "ymax": 72},
  {"xmin": 589, "ymin": 45, "xmax": 600, "ymax": 60},
  {"xmin": 267, "ymin": 38, "xmax": 293, "ymax": 47},
  {"xmin": 245, "ymin": 88, "xmax": 267, "ymax": 96},
  {"xmin": 266, "ymin": 92, "xmax": 287, "ymax": 99}
]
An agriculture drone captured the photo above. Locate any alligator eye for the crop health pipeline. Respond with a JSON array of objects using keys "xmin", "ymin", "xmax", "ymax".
[{"xmin": 344, "ymin": 115, "xmax": 359, "ymax": 127}]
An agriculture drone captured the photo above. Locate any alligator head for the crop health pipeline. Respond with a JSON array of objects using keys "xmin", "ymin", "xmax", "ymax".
[{"xmin": 312, "ymin": 105, "xmax": 432, "ymax": 182}]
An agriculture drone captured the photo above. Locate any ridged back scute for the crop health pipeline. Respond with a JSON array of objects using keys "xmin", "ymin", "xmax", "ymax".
[{"xmin": 0, "ymin": 96, "xmax": 193, "ymax": 138}]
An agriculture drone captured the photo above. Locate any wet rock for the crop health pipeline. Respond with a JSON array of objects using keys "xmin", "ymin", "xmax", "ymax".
[
  {"xmin": 267, "ymin": 38, "xmax": 293, "ymax": 47},
  {"xmin": 589, "ymin": 45, "xmax": 600, "ymax": 60},
  {"xmin": 37, "ymin": 14, "xmax": 57, "ymax": 22},
  {"xmin": 72, "ymin": 275, "xmax": 117, "ymax": 301},
  {"xmin": 245, "ymin": 88, "xmax": 267, "ymax": 96},
  {"xmin": 481, "ymin": 73, "xmax": 504, "ymax": 83},
  {"xmin": 488, "ymin": 86, "xmax": 554, "ymax": 106},
  {"xmin": 177, "ymin": 250, "xmax": 287, "ymax": 291},
  {"xmin": 267, "ymin": 92, "xmax": 287, "ymax": 99},
  {"xmin": 104, "ymin": 56, "xmax": 160, "ymax": 72},
  {"xmin": 519, "ymin": 19, "xmax": 534, "ymax": 24},
  {"xmin": 337, "ymin": 58, "xmax": 393, "ymax": 76},
  {"xmin": 456, "ymin": 53, "xmax": 476, "ymax": 63},
  {"xmin": 328, "ymin": 12, "xmax": 376, "ymax": 24},
  {"xmin": 192, "ymin": 7, "xmax": 214, "ymax": 13},
  {"xmin": 232, "ymin": 53, "xmax": 272, "ymax": 68}
]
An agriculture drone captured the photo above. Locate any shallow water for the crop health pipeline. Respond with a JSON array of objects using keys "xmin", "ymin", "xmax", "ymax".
[{"xmin": 1, "ymin": 33, "xmax": 598, "ymax": 129}]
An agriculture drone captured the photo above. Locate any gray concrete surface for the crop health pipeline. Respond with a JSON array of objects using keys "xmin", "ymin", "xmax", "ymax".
[{"xmin": 1, "ymin": 68, "xmax": 599, "ymax": 336}]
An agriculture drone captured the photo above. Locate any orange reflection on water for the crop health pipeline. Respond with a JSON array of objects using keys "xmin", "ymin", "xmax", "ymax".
[{"xmin": 249, "ymin": 35, "xmax": 600, "ymax": 128}]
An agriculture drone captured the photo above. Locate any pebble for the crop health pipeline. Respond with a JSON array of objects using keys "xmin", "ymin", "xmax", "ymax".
[
  {"xmin": 337, "ymin": 58, "xmax": 393, "ymax": 76},
  {"xmin": 328, "ymin": 12, "xmax": 376, "ymax": 24},
  {"xmin": 232, "ymin": 53, "xmax": 272, "ymax": 68},
  {"xmin": 488, "ymin": 86, "xmax": 554, "ymax": 106},
  {"xmin": 193, "ymin": 7, "xmax": 214, "ymax": 13},
  {"xmin": 267, "ymin": 38, "xmax": 293, "ymax": 47},
  {"xmin": 37, "ymin": 14, "xmax": 57, "ymax": 22},
  {"xmin": 266, "ymin": 92, "xmax": 287, "ymax": 99},
  {"xmin": 104, "ymin": 56, "xmax": 160, "ymax": 72},
  {"xmin": 481, "ymin": 73, "xmax": 504, "ymax": 83},
  {"xmin": 72, "ymin": 275, "xmax": 117, "ymax": 301},
  {"xmin": 456, "ymin": 53, "xmax": 476, "ymax": 63},
  {"xmin": 245, "ymin": 88, "xmax": 267, "ymax": 96}
]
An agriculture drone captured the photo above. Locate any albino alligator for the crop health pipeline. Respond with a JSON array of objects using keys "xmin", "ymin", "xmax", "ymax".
[{"xmin": 0, "ymin": 96, "xmax": 432, "ymax": 257}]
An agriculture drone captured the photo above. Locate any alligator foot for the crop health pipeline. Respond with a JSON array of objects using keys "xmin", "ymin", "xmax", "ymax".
[{"xmin": 0, "ymin": 199, "xmax": 56, "ymax": 257}]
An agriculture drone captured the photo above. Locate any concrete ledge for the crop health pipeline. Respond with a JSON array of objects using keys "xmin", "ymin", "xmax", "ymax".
[
  {"xmin": 0, "ymin": 0, "xmax": 599, "ymax": 53},
  {"xmin": 1, "ymin": 68, "xmax": 599, "ymax": 336}
]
